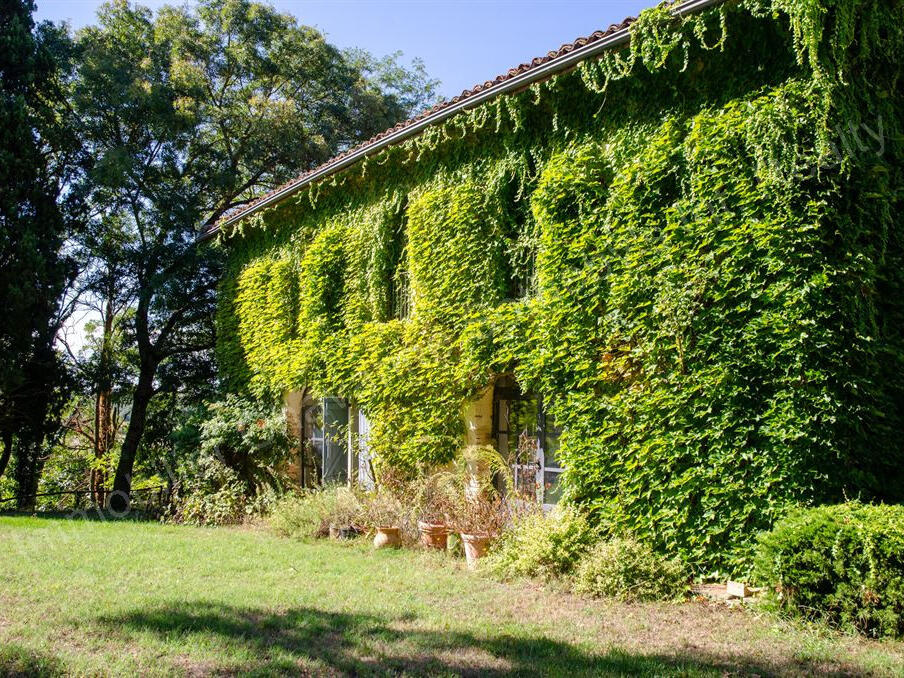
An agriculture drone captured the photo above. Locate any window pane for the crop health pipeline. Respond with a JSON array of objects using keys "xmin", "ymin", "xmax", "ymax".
[
  {"xmin": 543, "ymin": 409, "xmax": 561, "ymax": 468},
  {"xmin": 308, "ymin": 404, "xmax": 324, "ymax": 440},
  {"xmin": 322, "ymin": 398, "xmax": 348, "ymax": 484},
  {"xmin": 543, "ymin": 471, "xmax": 563, "ymax": 504},
  {"xmin": 509, "ymin": 398, "xmax": 538, "ymax": 462}
]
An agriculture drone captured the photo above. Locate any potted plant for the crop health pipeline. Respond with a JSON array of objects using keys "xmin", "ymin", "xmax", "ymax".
[
  {"xmin": 439, "ymin": 446, "xmax": 514, "ymax": 568},
  {"xmin": 412, "ymin": 473, "xmax": 452, "ymax": 550},
  {"xmin": 450, "ymin": 494, "xmax": 510, "ymax": 568},
  {"xmin": 418, "ymin": 518, "xmax": 448, "ymax": 550},
  {"xmin": 362, "ymin": 491, "xmax": 406, "ymax": 549}
]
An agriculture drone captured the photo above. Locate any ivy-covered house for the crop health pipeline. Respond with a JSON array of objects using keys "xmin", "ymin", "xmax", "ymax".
[{"xmin": 207, "ymin": 0, "xmax": 904, "ymax": 571}]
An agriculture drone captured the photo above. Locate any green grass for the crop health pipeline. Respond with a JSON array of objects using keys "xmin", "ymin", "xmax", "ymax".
[{"xmin": 1, "ymin": 516, "xmax": 903, "ymax": 676}]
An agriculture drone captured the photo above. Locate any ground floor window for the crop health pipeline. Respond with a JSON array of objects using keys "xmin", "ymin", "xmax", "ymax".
[
  {"xmin": 538, "ymin": 401, "xmax": 563, "ymax": 504},
  {"xmin": 301, "ymin": 396, "xmax": 349, "ymax": 486},
  {"xmin": 493, "ymin": 376, "xmax": 563, "ymax": 507}
]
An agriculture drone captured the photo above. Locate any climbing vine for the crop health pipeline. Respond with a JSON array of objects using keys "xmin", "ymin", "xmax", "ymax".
[{"xmin": 214, "ymin": 0, "xmax": 904, "ymax": 573}]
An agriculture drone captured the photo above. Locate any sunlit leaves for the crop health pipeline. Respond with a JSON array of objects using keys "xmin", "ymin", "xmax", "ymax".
[{"xmin": 215, "ymin": 0, "xmax": 904, "ymax": 574}]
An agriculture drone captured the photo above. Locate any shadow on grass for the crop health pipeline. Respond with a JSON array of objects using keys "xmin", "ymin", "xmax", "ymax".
[
  {"xmin": 96, "ymin": 601, "xmax": 862, "ymax": 677},
  {"xmin": 0, "ymin": 644, "xmax": 63, "ymax": 678}
]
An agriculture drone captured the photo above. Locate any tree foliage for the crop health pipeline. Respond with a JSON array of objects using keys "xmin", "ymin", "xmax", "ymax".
[
  {"xmin": 0, "ymin": 0, "xmax": 79, "ymax": 506},
  {"xmin": 67, "ymin": 0, "xmax": 440, "ymax": 508}
]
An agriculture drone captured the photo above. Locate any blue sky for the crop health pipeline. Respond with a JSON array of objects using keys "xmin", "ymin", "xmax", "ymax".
[{"xmin": 34, "ymin": 0, "xmax": 652, "ymax": 99}]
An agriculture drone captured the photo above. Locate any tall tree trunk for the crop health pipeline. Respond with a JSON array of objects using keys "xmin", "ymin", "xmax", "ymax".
[
  {"xmin": 91, "ymin": 391, "xmax": 101, "ymax": 504},
  {"xmin": 12, "ymin": 342, "xmax": 61, "ymax": 511},
  {"xmin": 91, "ymin": 387, "xmax": 112, "ymax": 507},
  {"xmin": 14, "ymin": 437, "xmax": 45, "ymax": 511},
  {"xmin": 109, "ymin": 355, "xmax": 156, "ymax": 512},
  {"xmin": 0, "ymin": 430, "xmax": 12, "ymax": 480}
]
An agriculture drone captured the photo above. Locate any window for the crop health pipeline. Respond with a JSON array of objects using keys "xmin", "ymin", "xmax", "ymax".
[
  {"xmin": 301, "ymin": 397, "xmax": 349, "ymax": 485},
  {"xmin": 389, "ymin": 266, "xmax": 410, "ymax": 320},
  {"xmin": 538, "ymin": 401, "xmax": 563, "ymax": 505},
  {"xmin": 492, "ymin": 376, "xmax": 563, "ymax": 506},
  {"xmin": 355, "ymin": 409, "xmax": 375, "ymax": 490}
]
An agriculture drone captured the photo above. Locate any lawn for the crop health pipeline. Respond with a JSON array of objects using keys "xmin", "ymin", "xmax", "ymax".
[{"xmin": 1, "ymin": 516, "xmax": 903, "ymax": 677}]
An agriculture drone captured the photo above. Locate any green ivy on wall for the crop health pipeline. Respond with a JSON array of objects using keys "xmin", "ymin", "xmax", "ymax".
[{"xmin": 213, "ymin": 0, "xmax": 904, "ymax": 573}]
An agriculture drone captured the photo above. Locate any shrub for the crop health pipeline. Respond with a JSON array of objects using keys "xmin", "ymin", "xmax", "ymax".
[
  {"xmin": 176, "ymin": 480, "xmax": 246, "ymax": 526},
  {"xmin": 325, "ymin": 486, "xmax": 365, "ymax": 528},
  {"xmin": 409, "ymin": 471, "xmax": 456, "ymax": 524},
  {"xmin": 174, "ymin": 482, "xmax": 279, "ymax": 527},
  {"xmin": 165, "ymin": 396, "xmax": 294, "ymax": 526},
  {"xmin": 269, "ymin": 486, "xmax": 353, "ymax": 539},
  {"xmin": 573, "ymin": 537, "xmax": 688, "ymax": 602},
  {"xmin": 198, "ymin": 395, "xmax": 293, "ymax": 494},
  {"xmin": 435, "ymin": 445, "xmax": 516, "ymax": 536},
  {"xmin": 753, "ymin": 502, "xmax": 904, "ymax": 638},
  {"xmin": 446, "ymin": 494, "xmax": 513, "ymax": 537},
  {"xmin": 486, "ymin": 506, "xmax": 596, "ymax": 580},
  {"xmin": 244, "ymin": 487, "xmax": 281, "ymax": 518},
  {"xmin": 169, "ymin": 455, "xmax": 251, "ymax": 526}
]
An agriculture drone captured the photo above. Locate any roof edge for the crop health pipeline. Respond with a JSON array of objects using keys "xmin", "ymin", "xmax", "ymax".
[{"xmin": 200, "ymin": 0, "xmax": 725, "ymax": 242}]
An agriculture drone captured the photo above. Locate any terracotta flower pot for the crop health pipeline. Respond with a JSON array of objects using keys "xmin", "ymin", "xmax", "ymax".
[
  {"xmin": 373, "ymin": 526, "xmax": 401, "ymax": 549},
  {"xmin": 460, "ymin": 532, "xmax": 492, "ymax": 569},
  {"xmin": 418, "ymin": 521, "xmax": 448, "ymax": 550}
]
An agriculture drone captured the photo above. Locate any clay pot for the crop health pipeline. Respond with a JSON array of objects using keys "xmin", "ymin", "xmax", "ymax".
[
  {"xmin": 418, "ymin": 521, "xmax": 449, "ymax": 550},
  {"xmin": 460, "ymin": 533, "xmax": 492, "ymax": 569},
  {"xmin": 373, "ymin": 526, "xmax": 401, "ymax": 549}
]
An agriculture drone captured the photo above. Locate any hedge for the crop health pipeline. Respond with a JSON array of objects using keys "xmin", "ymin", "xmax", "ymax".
[{"xmin": 754, "ymin": 503, "xmax": 904, "ymax": 638}]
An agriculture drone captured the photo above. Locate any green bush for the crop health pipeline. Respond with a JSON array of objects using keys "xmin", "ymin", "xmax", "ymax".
[
  {"xmin": 164, "ymin": 395, "xmax": 294, "ymax": 526},
  {"xmin": 360, "ymin": 490, "xmax": 408, "ymax": 529},
  {"xmin": 573, "ymin": 537, "xmax": 688, "ymax": 602},
  {"xmin": 197, "ymin": 395, "xmax": 293, "ymax": 494},
  {"xmin": 176, "ymin": 480, "xmax": 247, "ymax": 526},
  {"xmin": 485, "ymin": 506, "xmax": 597, "ymax": 580},
  {"xmin": 753, "ymin": 502, "xmax": 904, "ymax": 638},
  {"xmin": 269, "ymin": 491, "xmax": 328, "ymax": 539},
  {"xmin": 269, "ymin": 486, "xmax": 363, "ymax": 539}
]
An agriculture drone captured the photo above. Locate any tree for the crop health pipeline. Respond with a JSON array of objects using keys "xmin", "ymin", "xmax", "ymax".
[
  {"xmin": 60, "ymin": 212, "xmax": 137, "ymax": 506},
  {"xmin": 0, "ymin": 0, "xmax": 79, "ymax": 505},
  {"xmin": 70, "ymin": 0, "xmax": 440, "ymax": 510},
  {"xmin": 344, "ymin": 48, "xmax": 441, "ymax": 126}
]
